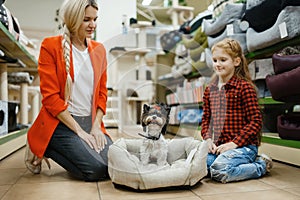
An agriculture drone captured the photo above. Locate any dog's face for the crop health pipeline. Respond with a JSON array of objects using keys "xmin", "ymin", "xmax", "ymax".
[{"xmin": 141, "ymin": 103, "xmax": 170, "ymax": 135}]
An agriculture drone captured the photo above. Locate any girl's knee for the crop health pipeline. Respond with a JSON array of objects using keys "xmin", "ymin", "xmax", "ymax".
[{"xmin": 210, "ymin": 159, "xmax": 232, "ymax": 183}]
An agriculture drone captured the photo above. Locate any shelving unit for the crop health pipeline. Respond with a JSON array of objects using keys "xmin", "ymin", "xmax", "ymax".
[
  {"xmin": 0, "ymin": 22, "xmax": 38, "ymax": 160},
  {"xmin": 103, "ymin": 88, "xmax": 120, "ymax": 128},
  {"xmin": 157, "ymin": 32, "xmax": 300, "ymax": 166},
  {"xmin": 258, "ymin": 96, "xmax": 300, "ymax": 166},
  {"xmin": 108, "ymin": 21, "xmax": 157, "ymax": 134}
]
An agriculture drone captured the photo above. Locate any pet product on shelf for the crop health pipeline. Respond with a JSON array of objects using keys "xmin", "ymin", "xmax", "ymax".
[{"xmin": 277, "ymin": 106, "xmax": 300, "ymax": 141}]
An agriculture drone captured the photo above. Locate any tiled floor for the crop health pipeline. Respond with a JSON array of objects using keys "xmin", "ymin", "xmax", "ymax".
[{"xmin": 0, "ymin": 128, "xmax": 300, "ymax": 200}]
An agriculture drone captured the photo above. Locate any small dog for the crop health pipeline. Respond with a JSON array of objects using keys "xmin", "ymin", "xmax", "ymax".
[{"xmin": 139, "ymin": 103, "xmax": 170, "ymax": 166}]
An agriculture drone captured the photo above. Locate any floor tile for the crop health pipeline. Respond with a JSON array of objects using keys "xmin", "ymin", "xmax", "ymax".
[
  {"xmin": 0, "ymin": 185, "xmax": 11, "ymax": 199},
  {"xmin": 98, "ymin": 180, "xmax": 197, "ymax": 200},
  {"xmin": 283, "ymin": 187, "xmax": 300, "ymax": 197},
  {"xmin": 18, "ymin": 167, "xmax": 73, "ymax": 184},
  {"xmin": 1, "ymin": 128, "xmax": 300, "ymax": 200},
  {"xmin": 1, "ymin": 181, "xmax": 99, "ymax": 200},
  {"xmin": 192, "ymin": 178, "xmax": 275, "ymax": 196},
  {"xmin": 0, "ymin": 148, "xmax": 26, "ymax": 170},
  {"xmin": 199, "ymin": 189, "xmax": 300, "ymax": 200},
  {"xmin": 258, "ymin": 162, "xmax": 300, "ymax": 189},
  {"xmin": 0, "ymin": 168, "xmax": 26, "ymax": 185}
]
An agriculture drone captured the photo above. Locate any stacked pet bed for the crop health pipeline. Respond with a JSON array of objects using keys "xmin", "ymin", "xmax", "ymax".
[
  {"xmin": 108, "ymin": 137, "xmax": 208, "ymax": 190},
  {"xmin": 202, "ymin": 3, "xmax": 248, "ymax": 54},
  {"xmin": 182, "ymin": 27, "xmax": 214, "ymax": 77},
  {"xmin": 277, "ymin": 109, "xmax": 300, "ymax": 141},
  {"xmin": 266, "ymin": 46, "xmax": 300, "ymax": 102},
  {"xmin": 246, "ymin": 6, "xmax": 300, "ymax": 52},
  {"xmin": 265, "ymin": 46, "xmax": 300, "ymax": 140}
]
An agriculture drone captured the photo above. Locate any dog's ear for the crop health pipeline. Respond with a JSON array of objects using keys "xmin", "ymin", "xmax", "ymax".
[
  {"xmin": 162, "ymin": 104, "xmax": 170, "ymax": 135},
  {"xmin": 161, "ymin": 124, "xmax": 168, "ymax": 135},
  {"xmin": 166, "ymin": 105, "xmax": 171, "ymax": 114},
  {"xmin": 143, "ymin": 104, "xmax": 150, "ymax": 113},
  {"xmin": 160, "ymin": 103, "xmax": 171, "ymax": 115}
]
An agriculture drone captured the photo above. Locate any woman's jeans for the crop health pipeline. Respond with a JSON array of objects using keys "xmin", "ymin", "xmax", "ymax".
[
  {"xmin": 207, "ymin": 145, "xmax": 267, "ymax": 183},
  {"xmin": 44, "ymin": 115, "xmax": 113, "ymax": 182}
]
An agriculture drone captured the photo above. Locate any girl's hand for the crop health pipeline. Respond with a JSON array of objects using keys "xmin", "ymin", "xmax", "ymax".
[
  {"xmin": 216, "ymin": 142, "xmax": 238, "ymax": 154},
  {"xmin": 90, "ymin": 126, "xmax": 107, "ymax": 153},
  {"xmin": 206, "ymin": 138, "xmax": 217, "ymax": 154}
]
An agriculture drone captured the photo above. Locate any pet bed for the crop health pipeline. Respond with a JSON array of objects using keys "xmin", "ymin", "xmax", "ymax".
[
  {"xmin": 272, "ymin": 53, "xmax": 300, "ymax": 75},
  {"xmin": 278, "ymin": 111, "xmax": 300, "ymax": 141},
  {"xmin": 265, "ymin": 66, "xmax": 300, "ymax": 102},
  {"xmin": 108, "ymin": 137, "xmax": 208, "ymax": 190}
]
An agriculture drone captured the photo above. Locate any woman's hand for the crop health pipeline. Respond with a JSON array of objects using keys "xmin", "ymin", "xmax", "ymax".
[
  {"xmin": 77, "ymin": 129, "xmax": 98, "ymax": 151},
  {"xmin": 216, "ymin": 142, "xmax": 238, "ymax": 154},
  {"xmin": 206, "ymin": 138, "xmax": 217, "ymax": 154},
  {"xmin": 90, "ymin": 126, "xmax": 107, "ymax": 153}
]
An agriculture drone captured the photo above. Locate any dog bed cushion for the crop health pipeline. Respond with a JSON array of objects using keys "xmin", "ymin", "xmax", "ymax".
[
  {"xmin": 278, "ymin": 112, "xmax": 300, "ymax": 141},
  {"xmin": 108, "ymin": 137, "xmax": 208, "ymax": 190},
  {"xmin": 272, "ymin": 53, "xmax": 300, "ymax": 74},
  {"xmin": 265, "ymin": 66, "xmax": 300, "ymax": 102}
]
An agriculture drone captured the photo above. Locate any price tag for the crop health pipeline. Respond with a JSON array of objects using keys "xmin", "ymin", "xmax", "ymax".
[
  {"xmin": 226, "ymin": 24, "xmax": 234, "ymax": 36},
  {"xmin": 200, "ymin": 52, "xmax": 205, "ymax": 62},
  {"xmin": 279, "ymin": 22, "xmax": 288, "ymax": 39}
]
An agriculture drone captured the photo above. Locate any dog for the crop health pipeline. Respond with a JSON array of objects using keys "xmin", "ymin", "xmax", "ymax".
[{"xmin": 139, "ymin": 103, "xmax": 171, "ymax": 166}]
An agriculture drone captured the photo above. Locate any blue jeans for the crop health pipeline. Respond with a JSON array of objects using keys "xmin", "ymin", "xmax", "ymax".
[
  {"xmin": 207, "ymin": 145, "xmax": 267, "ymax": 183},
  {"xmin": 44, "ymin": 116, "xmax": 113, "ymax": 182}
]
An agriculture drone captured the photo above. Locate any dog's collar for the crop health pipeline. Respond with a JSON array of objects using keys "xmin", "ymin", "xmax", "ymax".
[{"xmin": 138, "ymin": 133, "xmax": 161, "ymax": 140}]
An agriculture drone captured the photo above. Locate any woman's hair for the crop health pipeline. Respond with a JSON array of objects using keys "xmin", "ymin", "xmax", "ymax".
[
  {"xmin": 210, "ymin": 38, "xmax": 253, "ymax": 85},
  {"xmin": 60, "ymin": 0, "xmax": 98, "ymax": 103}
]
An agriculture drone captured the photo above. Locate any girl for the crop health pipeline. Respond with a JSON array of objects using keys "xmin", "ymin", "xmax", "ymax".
[
  {"xmin": 26, "ymin": 0, "xmax": 112, "ymax": 181},
  {"xmin": 201, "ymin": 38, "xmax": 272, "ymax": 183}
]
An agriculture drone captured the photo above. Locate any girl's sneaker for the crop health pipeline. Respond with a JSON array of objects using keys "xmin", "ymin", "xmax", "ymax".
[{"xmin": 260, "ymin": 153, "xmax": 273, "ymax": 173}]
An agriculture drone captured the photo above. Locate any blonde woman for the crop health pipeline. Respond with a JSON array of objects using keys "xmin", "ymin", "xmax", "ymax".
[{"xmin": 26, "ymin": 0, "xmax": 112, "ymax": 181}]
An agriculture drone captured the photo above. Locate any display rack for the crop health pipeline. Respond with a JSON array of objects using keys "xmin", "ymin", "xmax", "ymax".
[
  {"xmin": 157, "ymin": 32, "xmax": 300, "ymax": 167},
  {"xmin": 0, "ymin": 22, "xmax": 38, "ymax": 160}
]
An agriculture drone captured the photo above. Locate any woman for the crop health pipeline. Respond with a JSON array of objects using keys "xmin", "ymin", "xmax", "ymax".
[
  {"xmin": 201, "ymin": 38, "xmax": 273, "ymax": 183},
  {"xmin": 26, "ymin": 0, "xmax": 112, "ymax": 181}
]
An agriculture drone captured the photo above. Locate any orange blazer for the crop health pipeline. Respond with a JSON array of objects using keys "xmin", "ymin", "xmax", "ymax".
[{"xmin": 27, "ymin": 35, "xmax": 108, "ymax": 158}]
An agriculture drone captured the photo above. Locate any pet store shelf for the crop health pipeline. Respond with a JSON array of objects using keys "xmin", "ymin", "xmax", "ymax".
[
  {"xmin": 262, "ymin": 133, "xmax": 300, "ymax": 149},
  {"xmin": 260, "ymin": 132, "xmax": 300, "ymax": 166},
  {"xmin": 0, "ymin": 22, "xmax": 38, "ymax": 160},
  {"xmin": 109, "ymin": 47, "xmax": 151, "ymax": 56},
  {"xmin": 0, "ymin": 128, "xmax": 28, "ymax": 160},
  {"xmin": 0, "ymin": 23, "xmax": 37, "ymax": 68},
  {"xmin": 126, "ymin": 97, "xmax": 150, "ymax": 101},
  {"xmin": 246, "ymin": 35, "xmax": 300, "ymax": 61},
  {"xmin": 167, "ymin": 124, "xmax": 202, "ymax": 139},
  {"xmin": 258, "ymin": 97, "xmax": 284, "ymax": 105},
  {"xmin": 103, "ymin": 89, "xmax": 120, "ymax": 128}
]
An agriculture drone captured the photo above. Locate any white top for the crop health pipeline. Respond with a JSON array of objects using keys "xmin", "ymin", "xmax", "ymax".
[{"xmin": 67, "ymin": 45, "xmax": 94, "ymax": 116}]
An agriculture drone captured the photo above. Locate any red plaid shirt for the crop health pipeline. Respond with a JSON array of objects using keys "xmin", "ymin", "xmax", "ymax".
[{"xmin": 201, "ymin": 76, "xmax": 262, "ymax": 147}]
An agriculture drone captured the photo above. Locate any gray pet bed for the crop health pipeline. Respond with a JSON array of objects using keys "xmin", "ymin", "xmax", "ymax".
[{"xmin": 108, "ymin": 137, "xmax": 208, "ymax": 190}]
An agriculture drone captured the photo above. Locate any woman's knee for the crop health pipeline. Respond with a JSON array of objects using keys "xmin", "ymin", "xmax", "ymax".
[{"xmin": 83, "ymin": 164, "xmax": 109, "ymax": 182}]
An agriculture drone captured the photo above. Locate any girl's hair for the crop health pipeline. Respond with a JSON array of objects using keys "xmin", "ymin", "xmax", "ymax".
[
  {"xmin": 60, "ymin": 0, "xmax": 98, "ymax": 103},
  {"xmin": 210, "ymin": 38, "xmax": 253, "ymax": 86}
]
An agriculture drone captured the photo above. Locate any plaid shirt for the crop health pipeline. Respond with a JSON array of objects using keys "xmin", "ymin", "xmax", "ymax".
[{"xmin": 201, "ymin": 76, "xmax": 262, "ymax": 147}]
